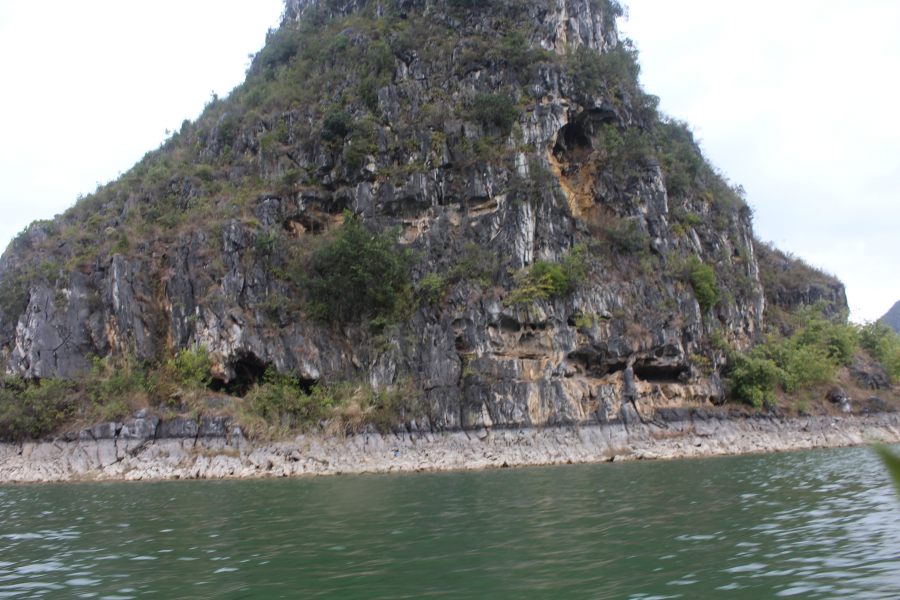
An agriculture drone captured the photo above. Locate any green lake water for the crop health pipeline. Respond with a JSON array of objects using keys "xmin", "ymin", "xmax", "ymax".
[{"xmin": 2, "ymin": 446, "xmax": 900, "ymax": 599}]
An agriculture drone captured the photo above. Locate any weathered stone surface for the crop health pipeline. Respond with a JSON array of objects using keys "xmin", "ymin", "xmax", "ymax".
[
  {"xmin": 91, "ymin": 423, "xmax": 118, "ymax": 440},
  {"xmin": 120, "ymin": 417, "xmax": 160, "ymax": 440},
  {"xmin": 851, "ymin": 357, "xmax": 891, "ymax": 391},
  {"xmin": 97, "ymin": 440, "xmax": 118, "ymax": 468},
  {"xmin": 156, "ymin": 418, "xmax": 199, "ymax": 439},
  {"xmin": 828, "ymin": 387, "xmax": 848, "ymax": 403},
  {"xmin": 864, "ymin": 396, "xmax": 890, "ymax": 414},
  {"xmin": 2, "ymin": 413, "xmax": 899, "ymax": 484},
  {"xmin": 198, "ymin": 416, "xmax": 229, "ymax": 438}
]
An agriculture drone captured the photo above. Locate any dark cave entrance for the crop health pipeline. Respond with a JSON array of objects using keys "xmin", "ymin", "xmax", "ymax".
[
  {"xmin": 632, "ymin": 363, "xmax": 689, "ymax": 384},
  {"xmin": 566, "ymin": 353, "xmax": 689, "ymax": 383},
  {"xmin": 210, "ymin": 354, "xmax": 318, "ymax": 396},
  {"xmin": 553, "ymin": 122, "xmax": 592, "ymax": 161},
  {"xmin": 282, "ymin": 214, "xmax": 327, "ymax": 236}
]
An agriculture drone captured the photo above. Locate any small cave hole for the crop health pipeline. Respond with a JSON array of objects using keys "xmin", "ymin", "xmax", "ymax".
[
  {"xmin": 499, "ymin": 316, "xmax": 521, "ymax": 334},
  {"xmin": 567, "ymin": 354, "xmax": 628, "ymax": 378},
  {"xmin": 283, "ymin": 214, "xmax": 326, "ymax": 236},
  {"xmin": 553, "ymin": 122, "xmax": 592, "ymax": 161},
  {"xmin": 605, "ymin": 362, "xmax": 628, "ymax": 376},
  {"xmin": 632, "ymin": 363, "xmax": 689, "ymax": 384},
  {"xmin": 295, "ymin": 377, "xmax": 318, "ymax": 395}
]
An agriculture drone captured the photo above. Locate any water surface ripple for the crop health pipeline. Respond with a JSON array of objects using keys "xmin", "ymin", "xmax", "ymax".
[{"xmin": 1, "ymin": 446, "xmax": 899, "ymax": 598}]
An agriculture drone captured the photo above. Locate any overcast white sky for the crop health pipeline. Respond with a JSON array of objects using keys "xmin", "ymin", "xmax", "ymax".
[{"xmin": 0, "ymin": 0, "xmax": 897, "ymax": 321}]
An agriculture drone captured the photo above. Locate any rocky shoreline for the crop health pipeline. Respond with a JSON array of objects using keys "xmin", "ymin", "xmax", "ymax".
[{"xmin": 2, "ymin": 410, "xmax": 899, "ymax": 484}]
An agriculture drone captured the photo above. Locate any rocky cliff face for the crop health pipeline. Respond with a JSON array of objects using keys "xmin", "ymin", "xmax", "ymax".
[
  {"xmin": 754, "ymin": 241, "xmax": 847, "ymax": 319},
  {"xmin": 0, "ymin": 0, "xmax": 846, "ymax": 431},
  {"xmin": 882, "ymin": 301, "xmax": 900, "ymax": 334}
]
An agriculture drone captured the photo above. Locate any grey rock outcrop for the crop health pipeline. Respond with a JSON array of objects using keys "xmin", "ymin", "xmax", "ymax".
[
  {"xmin": 851, "ymin": 356, "xmax": 891, "ymax": 391},
  {"xmin": 2, "ymin": 412, "xmax": 899, "ymax": 484},
  {"xmin": 157, "ymin": 417, "xmax": 200, "ymax": 439}
]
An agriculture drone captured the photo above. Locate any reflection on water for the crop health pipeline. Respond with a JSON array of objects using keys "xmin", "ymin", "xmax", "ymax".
[{"xmin": 0, "ymin": 446, "xmax": 899, "ymax": 599}]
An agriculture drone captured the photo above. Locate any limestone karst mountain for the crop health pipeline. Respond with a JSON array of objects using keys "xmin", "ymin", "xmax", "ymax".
[
  {"xmin": 882, "ymin": 301, "xmax": 900, "ymax": 334},
  {"xmin": 0, "ymin": 0, "xmax": 879, "ymax": 439}
]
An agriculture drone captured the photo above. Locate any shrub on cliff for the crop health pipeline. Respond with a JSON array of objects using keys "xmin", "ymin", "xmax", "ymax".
[
  {"xmin": 344, "ymin": 118, "xmax": 378, "ymax": 169},
  {"xmin": 755, "ymin": 239, "xmax": 841, "ymax": 295},
  {"xmin": 217, "ymin": 117, "xmax": 240, "ymax": 147},
  {"xmin": 243, "ymin": 368, "xmax": 418, "ymax": 436},
  {"xmin": 0, "ymin": 272, "xmax": 31, "ymax": 321},
  {"xmin": 112, "ymin": 233, "xmax": 130, "ymax": 255},
  {"xmin": 728, "ymin": 354, "xmax": 784, "ymax": 409},
  {"xmin": 420, "ymin": 244, "xmax": 501, "ymax": 304},
  {"xmin": 168, "ymin": 347, "xmax": 212, "ymax": 390},
  {"xmin": 657, "ymin": 121, "xmax": 703, "ymax": 197},
  {"xmin": 505, "ymin": 245, "xmax": 588, "ymax": 305},
  {"xmin": 602, "ymin": 219, "xmax": 649, "ymax": 253},
  {"xmin": 860, "ymin": 321, "xmax": 900, "ymax": 383},
  {"xmin": 307, "ymin": 212, "xmax": 416, "ymax": 326},
  {"xmin": 689, "ymin": 257, "xmax": 720, "ymax": 313},
  {"xmin": 0, "ymin": 351, "xmax": 215, "ymax": 440},
  {"xmin": 321, "ymin": 107, "xmax": 353, "ymax": 143},
  {"xmin": 570, "ymin": 44, "xmax": 640, "ymax": 94},
  {"xmin": 472, "ymin": 93, "xmax": 518, "ymax": 135},
  {"xmin": 599, "ymin": 0, "xmax": 627, "ymax": 28},
  {"xmin": 0, "ymin": 377, "xmax": 78, "ymax": 439},
  {"xmin": 726, "ymin": 308, "xmax": 861, "ymax": 409},
  {"xmin": 258, "ymin": 27, "xmax": 302, "ymax": 70},
  {"xmin": 0, "ymin": 261, "xmax": 65, "ymax": 322}
]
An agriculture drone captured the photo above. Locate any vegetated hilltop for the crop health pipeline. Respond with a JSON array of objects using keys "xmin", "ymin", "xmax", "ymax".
[
  {"xmin": 882, "ymin": 301, "xmax": 900, "ymax": 334},
  {"xmin": 0, "ymin": 0, "xmax": 897, "ymax": 440}
]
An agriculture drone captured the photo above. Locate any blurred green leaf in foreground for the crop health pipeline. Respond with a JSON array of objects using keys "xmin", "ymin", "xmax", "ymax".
[{"xmin": 874, "ymin": 445, "xmax": 900, "ymax": 494}]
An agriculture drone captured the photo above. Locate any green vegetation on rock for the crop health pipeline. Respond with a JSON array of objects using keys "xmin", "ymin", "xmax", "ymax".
[
  {"xmin": 0, "ymin": 346, "xmax": 418, "ymax": 440},
  {"xmin": 859, "ymin": 321, "xmax": 900, "ymax": 383},
  {"xmin": 242, "ymin": 368, "xmax": 419, "ymax": 438},
  {"xmin": 0, "ymin": 351, "xmax": 209, "ymax": 439},
  {"xmin": 0, "ymin": 261, "xmax": 64, "ymax": 322},
  {"xmin": 420, "ymin": 244, "xmax": 500, "ymax": 304},
  {"xmin": 505, "ymin": 245, "xmax": 589, "ymax": 305},
  {"xmin": 306, "ymin": 212, "xmax": 417, "ymax": 327},
  {"xmin": 688, "ymin": 257, "xmax": 720, "ymax": 313},
  {"xmin": 472, "ymin": 93, "xmax": 518, "ymax": 135},
  {"xmin": 724, "ymin": 307, "xmax": 861, "ymax": 409}
]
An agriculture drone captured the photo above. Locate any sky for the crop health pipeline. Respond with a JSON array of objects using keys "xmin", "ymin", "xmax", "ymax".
[
  {"xmin": 622, "ymin": 0, "xmax": 900, "ymax": 321},
  {"xmin": 0, "ymin": 0, "xmax": 284, "ymax": 248},
  {"xmin": 0, "ymin": 0, "xmax": 897, "ymax": 321}
]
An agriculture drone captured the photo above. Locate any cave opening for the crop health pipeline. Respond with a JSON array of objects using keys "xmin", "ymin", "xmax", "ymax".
[
  {"xmin": 553, "ymin": 122, "xmax": 592, "ymax": 161},
  {"xmin": 210, "ymin": 354, "xmax": 319, "ymax": 397},
  {"xmin": 632, "ymin": 363, "xmax": 689, "ymax": 383},
  {"xmin": 283, "ymin": 214, "xmax": 326, "ymax": 236},
  {"xmin": 499, "ymin": 315, "xmax": 521, "ymax": 334},
  {"xmin": 566, "ymin": 352, "xmax": 628, "ymax": 378}
]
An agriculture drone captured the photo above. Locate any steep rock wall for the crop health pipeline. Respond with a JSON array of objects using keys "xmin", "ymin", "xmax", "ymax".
[{"xmin": 0, "ymin": 0, "xmax": 845, "ymax": 431}]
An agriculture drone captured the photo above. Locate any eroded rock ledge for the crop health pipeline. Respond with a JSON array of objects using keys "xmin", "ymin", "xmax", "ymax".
[{"xmin": 2, "ymin": 412, "xmax": 899, "ymax": 484}]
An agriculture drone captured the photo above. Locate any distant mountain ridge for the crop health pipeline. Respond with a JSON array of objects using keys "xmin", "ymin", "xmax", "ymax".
[{"xmin": 882, "ymin": 301, "xmax": 900, "ymax": 334}]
